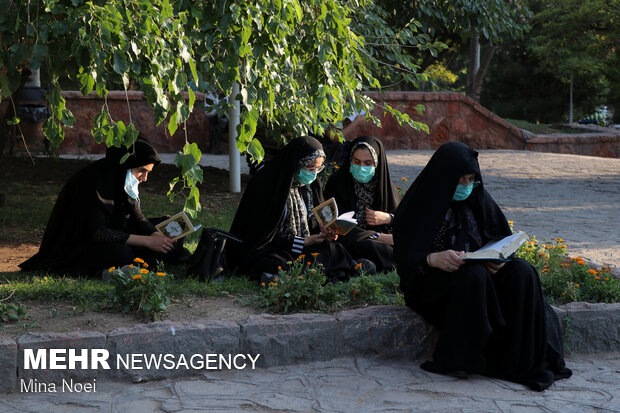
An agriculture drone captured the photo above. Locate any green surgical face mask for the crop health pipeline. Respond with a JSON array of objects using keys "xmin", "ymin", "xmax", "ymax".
[
  {"xmin": 349, "ymin": 164, "xmax": 375, "ymax": 183},
  {"xmin": 295, "ymin": 168, "xmax": 317, "ymax": 185},
  {"xmin": 452, "ymin": 182, "xmax": 474, "ymax": 201}
]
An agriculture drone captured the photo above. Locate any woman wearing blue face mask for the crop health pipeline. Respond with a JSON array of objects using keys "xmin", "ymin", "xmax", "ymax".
[
  {"xmin": 227, "ymin": 136, "xmax": 358, "ymax": 282},
  {"xmin": 20, "ymin": 137, "xmax": 186, "ymax": 277},
  {"xmin": 393, "ymin": 142, "xmax": 571, "ymax": 391},
  {"xmin": 325, "ymin": 136, "xmax": 401, "ymax": 272}
]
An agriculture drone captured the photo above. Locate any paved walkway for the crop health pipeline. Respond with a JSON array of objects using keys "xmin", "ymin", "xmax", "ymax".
[{"xmin": 3, "ymin": 353, "xmax": 619, "ymax": 412}]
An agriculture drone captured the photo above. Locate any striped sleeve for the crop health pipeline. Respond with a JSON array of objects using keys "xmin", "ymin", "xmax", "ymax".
[{"xmin": 292, "ymin": 236, "xmax": 305, "ymax": 254}]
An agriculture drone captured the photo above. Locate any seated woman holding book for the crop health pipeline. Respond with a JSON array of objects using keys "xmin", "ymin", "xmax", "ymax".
[
  {"xmin": 20, "ymin": 137, "xmax": 187, "ymax": 277},
  {"xmin": 226, "ymin": 136, "xmax": 360, "ymax": 282},
  {"xmin": 393, "ymin": 141, "xmax": 571, "ymax": 391},
  {"xmin": 325, "ymin": 135, "xmax": 400, "ymax": 272}
]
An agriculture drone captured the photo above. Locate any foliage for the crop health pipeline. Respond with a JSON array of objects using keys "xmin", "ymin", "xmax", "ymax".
[
  {"xmin": 516, "ymin": 234, "xmax": 619, "ymax": 305},
  {"xmin": 342, "ymin": 273, "xmax": 387, "ymax": 305},
  {"xmin": 107, "ymin": 258, "xmax": 173, "ymax": 321},
  {"xmin": 0, "ymin": 301, "xmax": 27, "ymax": 324},
  {"xmin": 255, "ymin": 254, "xmax": 341, "ymax": 313}
]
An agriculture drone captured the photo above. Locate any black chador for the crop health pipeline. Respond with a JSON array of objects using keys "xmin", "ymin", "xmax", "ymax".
[
  {"xmin": 393, "ymin": 141, "xmax": 572, "ymax": 391},
  {"xmin": 20, "ymin": 138, "xmax": 181, "ymax": 276},
  {"xmin": 325, "ymin": 135, "xmax": 400, "ymax": 271},
  {"xmin": 227, "ymin": 136, "xmax": 357, "ymax": 281}
]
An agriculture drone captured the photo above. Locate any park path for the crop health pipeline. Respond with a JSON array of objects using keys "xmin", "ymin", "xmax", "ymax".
[{"xmin": 2, "ymin": 353, "xmax": 619, "ymax": 412}]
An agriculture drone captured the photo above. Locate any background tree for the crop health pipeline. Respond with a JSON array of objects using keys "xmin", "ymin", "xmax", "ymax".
[{"xmin": 1, "ymin": 0, "xmax": 436, "ymax": 214}]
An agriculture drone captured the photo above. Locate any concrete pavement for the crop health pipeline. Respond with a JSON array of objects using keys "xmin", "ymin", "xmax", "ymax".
[{"xmin": 2, "ymin": 353, "xmax": 619, "ymax": 412}]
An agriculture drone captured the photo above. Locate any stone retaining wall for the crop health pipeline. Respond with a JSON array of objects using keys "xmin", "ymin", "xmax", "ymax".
[
  {"xmin": 6, "ymin": 91, "xmax": 619, "ymax": 158},
  {"xmin": 1, "ymin": 303, "xmax": 618, "ymax": 393}
]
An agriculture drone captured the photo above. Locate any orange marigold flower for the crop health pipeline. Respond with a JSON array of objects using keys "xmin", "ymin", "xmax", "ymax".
[
  {"xmin": 561, "ymin": 292, "xmax": 566, "ymax": 295},
  {"xmin": 143, "ymin": 263, "xmax": 149, "ymax": 268},
  {"xmin": 588, "ymin": 269, "xmax": 597, "ymax": 275},
  {"xmin": 274, "ymin": 277, "xmax": 279, "ymax": 282},
  {"xmin": 139, "ymin": 268, "xmax": 149, "ymax": 274},
  {"xmin": 298, "ymin": 254, "xmax": 305, "ymax": 260},
  {"xmin": 561, "ymin": 244, "xmax": 567, "ymax": 248},
  {"xmin": 108, "ymin": 267, "xmax": 116, "ymax": 272},
  {"xmin": 133, "ymin": 258, "xmax": 145, "ymax": 264},
  {"xmin": 157, "ymin": 272, "xmax": 166, "ymax": 277},
  {"xmin": 261, "ymin": 282, "xmax": 265, "ymax": 286},
  {"xmin": 595, "ymin": 276, "xmax": 601, "ymax": 280},
  {"xmin": 604, "ymin": 278, "xmax": 609, "ymax": 281},
  {"xmin": 307, "ymin": 261, "xmax": 312, "ymax": 266},
  {"xmin": 353, "ymin": 289, "xmax": 358, "ymax": 297},
  {"xmin": 575, "ymin": 283, "xmax": 580, "ymax": 287},
  {"xmin": 311, "ymin": 252, "xmax": 320, "ymax": 257},
  {"xmin": 354, "ymin": 262, "xmax": 362, "ymax": 270},
  {"xmin": 133, "ymin": 274, "xmax": 142, "ymax": 280},
  {"xmin": 508, "ymin": 221, "xmax": 514, "ymax": 225},
  {"xmin": 277, "ymin": 266, "xmax": 282, "ymax": 271},
  {"xmin": 401, "ymin": 177, "xmax": 408, "ymax": 181},
  {"xmin": 129, "ymin": 264, "xmax": 134, "ymax": 268},
  {"xmin": 542, "ymin": 269, "xmax": 550, "ymax": 272},
  {"xmin": 334, "ymin": 165, "xmax": 340, "ymax": 169},
  {"xmin": 556, "ymin": 238, "xmax": 564, "ymax": 243}
]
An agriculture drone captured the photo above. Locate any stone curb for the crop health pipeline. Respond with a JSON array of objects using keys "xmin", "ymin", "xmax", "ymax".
[{"xmin": 1, "ymin": 304, "xmax": 618, "ymax": 393}]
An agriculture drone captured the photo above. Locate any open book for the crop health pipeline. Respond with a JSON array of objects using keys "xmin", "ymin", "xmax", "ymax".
[
  {"xmin": 155, "ymin": 211, "xmax": 202, "ymax": 240},
  {"xmin": 311, "ymin": 197, "xmax": 357, "ymax": 236},
  {"xmin": 461, "ymin": 231, "xmax": 528, "ymax": 262}
]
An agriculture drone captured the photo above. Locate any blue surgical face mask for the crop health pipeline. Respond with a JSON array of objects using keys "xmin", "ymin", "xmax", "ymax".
[
  {"xmin": 452, "ymin": 182, "xmax": 474, "ymax": 201},
  {"xmin": 349, "ymin": 164, "xmax": 376, "ymax": 184},
  {"xmin": 295, "ymin": 168, "xmax": 318, "ymax": 186},
  {"xmin": 124, "ymin": 169, "xmax": 140, "ymax": 199}
]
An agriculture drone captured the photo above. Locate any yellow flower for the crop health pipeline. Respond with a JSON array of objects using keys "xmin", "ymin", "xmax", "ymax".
[
  {"xmin": 143, "ymin": 263, "xmax": 149, "ymax": 268},
  {"xmin": 508, "ymin": 221, "xmax": 514, "ymax": 225},
  {"xmin": 604, "ymin": 278, "xmax": 609, "ymax": 281},
  {"xmin": 277, "ymin": 266, "xmax": 282, "ymax": 271},
  {"xmin": 595, "ymin": 276, "xmax": 601, "ymax": 280},
  {"xmin": 274, "ymin": 277, "xmax": 279, "ymax": 282},
  {"xmin": 140, "ymin": 268, "xmax": 149, "ymax": 274},
  {"xmin": 556, "ymin": 238, "xmax": 564, "ymax": 243},
  {"xmin": 401, "ymin": 177, "xmax": 408, "ymax": 181},
  {"xmin": 157, "ymin": 272, "xmax": 166, "ymax": 277},
  {"xmin": 311, "ymin": 252, "xmax": 320, "ymax": 257},
  {"xmin": 588, "ymin": 269, "xmax": 597, "ymax": 275},
  {"xmin": 133, "ymin": 258, "xmax": 145, "ymax": 264},
  {"xmin": 298, "ymin": 275, "xmax": 303, "ymax": 280},
  {"xmin": 129, "ymin": 264, "xmax": 134, "ymax": 268},
  {"xmin": 334, "ymin": 165, "xmax": 340, "ymax": 169},
  {"xmin": 108, "ymin": 267, "xmax": 116, "ymax": 272},
  {"xmin": 542, "ymin": 269, "xmax": 550, "ymax": 273},
  {"xmin": 261, "ymin": 282, "xmax": 265, "ymax": 286},
  {"xmin": 354, "ymin": 262, "xmax": 362, "ymax": 270},
  {"xmin": 575, "ymin": 283, "xmax": 580, "ymax": 287},
  {"xmin": 133, "ymin": 274, "xmax": 142, "ymax": 280}
]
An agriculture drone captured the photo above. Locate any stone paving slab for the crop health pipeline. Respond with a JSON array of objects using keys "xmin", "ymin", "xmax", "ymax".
[{"xmin": 2, "ymin": 353, "xmax": 618, "ymax": 412}]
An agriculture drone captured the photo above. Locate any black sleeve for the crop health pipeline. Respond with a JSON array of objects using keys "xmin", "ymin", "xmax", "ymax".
[
  {"xmin": 128, "ymin": 199, "xmax": 157, "ymax": 235},
  {"xmin": 86, "ymin": 202, "xmax": 131, "ymax": 244}
]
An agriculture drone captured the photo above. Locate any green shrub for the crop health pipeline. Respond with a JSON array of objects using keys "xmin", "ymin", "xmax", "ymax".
[
  {"xmin": 0, "ymin": 302, "xmax": 27, "ymax": 323},
  {"xmin": 107, "ymin": 258, "xmax": 173, "ymax": 321}
]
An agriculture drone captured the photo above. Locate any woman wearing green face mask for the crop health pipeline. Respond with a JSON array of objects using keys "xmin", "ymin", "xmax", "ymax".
[
  {"xmin": 227, "ymin": 136, "xmax": 358, "ymax": 282},
  {"xmin": 393, "ymin": 142, "xmax": 571, "ymax": 391},
  {"xmin": 325, "ymin": 136, "xmax": 401, "ymax": 272}
]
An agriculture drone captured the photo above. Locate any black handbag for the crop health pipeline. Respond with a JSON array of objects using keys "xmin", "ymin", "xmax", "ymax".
[{"xmin": 186, "ymin": 228, "xmax": 242, "ymax": 282}]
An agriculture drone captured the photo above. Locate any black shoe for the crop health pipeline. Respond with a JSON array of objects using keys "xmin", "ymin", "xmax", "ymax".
[
  {"xmin": 420, "ymin": 361, "xmax": 470, "ymax": 379},
  {"xmin": 355, "ymin": 259, "xmax": 376, "ymax": 275}
]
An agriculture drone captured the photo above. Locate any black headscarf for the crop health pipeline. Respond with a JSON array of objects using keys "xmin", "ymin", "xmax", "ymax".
[
  {"xmin": 227, "ymin": 136, "xmax": 326, "ymax": 269},
  {"xmin": 393, "ymin": 142, "xmax": 511, "ymax": 289},
  {"xmin": 20, "ymin": 137, "xmax": 161, "ymax": 273},
  {"xmin": 325, "ymin": 135, "xmax": 400, "ymax": 238}
]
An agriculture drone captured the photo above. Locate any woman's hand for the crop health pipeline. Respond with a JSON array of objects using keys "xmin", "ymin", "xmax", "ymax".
[
  {"xmin": 365, "ymin": 208, "xmax": 392, "ymax": 226},
  {"xmin": 128, "ymin": 233, "xmax": 175, "ymax": 253},
  {"xmin": 427, "ymin": 250, "xmax": 465, "ymax": 272},
  {"xmin": 484, "ymin": 261, "xmax": 505, "ymax": 275},
  {"xmin": 376, "ymin": 233, "xmax": 394, "ymax": 245},
  {"xmin": 304, "ymin": 224, "xmax": 338, "ymax": 246}
]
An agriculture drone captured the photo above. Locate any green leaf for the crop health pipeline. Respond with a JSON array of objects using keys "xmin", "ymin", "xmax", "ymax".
[
  {"xmin": 168, "ymin": 112, "xmax": 178, "ymax": 136},
  {"xmin": 113, "ymin": 52, "xmax": 128, "ymax": 75}
]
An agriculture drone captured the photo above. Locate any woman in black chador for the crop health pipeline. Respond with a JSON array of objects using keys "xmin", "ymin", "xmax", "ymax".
[
  {"xmin": 227, "ymin": 136, "xmax": 358, "ymax": 282},
  {"xmin": 325, "ymin": 136, "xmax": 400, "ymax": 272},
  {"xmin": 20, "ymin": 137, "xmax": 182, "ymax": 276},
  {"xmin": 393, "ymin": 142, "xmax": 571, "ymax": 391}
]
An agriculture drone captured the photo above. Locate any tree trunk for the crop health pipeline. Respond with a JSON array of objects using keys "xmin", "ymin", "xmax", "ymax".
[
  {"xmin": 466, "ymin": 33, "xmax": 497, "ymax": 102},
  {"xmin": 569, "ymin": 74, "xmax": 574, "ymax": 124}
]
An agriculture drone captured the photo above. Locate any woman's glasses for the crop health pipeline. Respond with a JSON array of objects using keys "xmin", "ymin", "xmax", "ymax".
[{"xmin": 303, "ymin": 165, "xmax": 325, "ymax": 173}]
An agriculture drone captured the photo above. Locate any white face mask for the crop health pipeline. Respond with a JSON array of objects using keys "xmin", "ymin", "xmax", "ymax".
[{"xmin": 124, "ymin": 169, "xmax": 140, "ymax": 199}]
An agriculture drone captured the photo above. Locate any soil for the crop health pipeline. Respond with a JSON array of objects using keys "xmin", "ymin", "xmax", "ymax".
[{"xmin": 0, "ymin": 155, "xmax": 261, "ymax": 340}]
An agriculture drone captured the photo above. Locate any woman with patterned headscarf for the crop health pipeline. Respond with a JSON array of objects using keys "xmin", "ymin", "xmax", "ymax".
[
  {"xmin": 325, "ymin": 136, "xmax": 400, "ymax": 272},
  {"xmin": 20, "ymin": 137, "xmax": 184, "ymax": 276},
  {"xmin": 227, "ymin": 136, "xmax": 358, "ymax": 282}
]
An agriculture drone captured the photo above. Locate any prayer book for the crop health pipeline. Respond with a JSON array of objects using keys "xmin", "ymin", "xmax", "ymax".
[
  {"xmin": 311, "ymin": 197, "xmax": 357, "ymax": 236},
  {"xmin": 461, "ymin": 231, "xmax": 528, "ymax": 262},
  {"xmin": 155, "ymin": 211, "xmax": 202, "ymax": 240}
]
